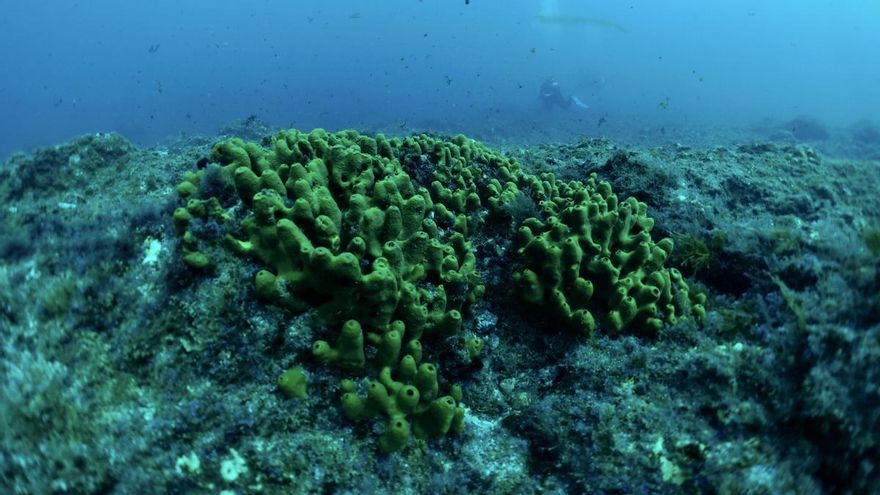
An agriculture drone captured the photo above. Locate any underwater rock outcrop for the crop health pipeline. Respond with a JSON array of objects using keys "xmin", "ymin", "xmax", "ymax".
[{"xmin": 172, "ymin": 128, "xmax": 703, "ymax": 450}]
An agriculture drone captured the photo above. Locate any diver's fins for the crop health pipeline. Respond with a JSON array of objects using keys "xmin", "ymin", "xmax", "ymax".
[{"xmin": 571, "ymin": 96, "xmax": 589, "ymax": 110}]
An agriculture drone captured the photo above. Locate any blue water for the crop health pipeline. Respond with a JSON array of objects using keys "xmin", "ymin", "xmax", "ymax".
[{"xmin": 1, "ymin": 0, "xmax": 878, "ymax": 158}]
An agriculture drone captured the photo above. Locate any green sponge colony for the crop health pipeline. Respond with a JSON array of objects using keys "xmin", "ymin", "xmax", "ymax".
[
  {"xmin": 174, "ymin": 129, "xmax": 482, "ymax": 450},
  {"xmin": 511, "ymin": 172, "xmax": 707, "ymax": 337},
  {"xmin": 173, "ymin": 128, "xmax": 705, "ymax": 451}
]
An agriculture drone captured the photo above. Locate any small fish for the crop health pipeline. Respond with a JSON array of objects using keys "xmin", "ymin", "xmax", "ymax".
[
  {"xmin": 597, "ymin": 116, "xmax": 607, "ymax": 128},
  {"xmin": 148, "ymin": 43, "xmax": 160, "ymax": 54},
  {"xmin": 658, "ymin": 98, "xmax": 670, "ymax": 109}
]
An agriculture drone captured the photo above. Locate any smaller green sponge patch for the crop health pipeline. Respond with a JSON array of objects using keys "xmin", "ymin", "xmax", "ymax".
[{"xmin": 510, "ymin": 173, "xmax": 706, "ymax": 337}]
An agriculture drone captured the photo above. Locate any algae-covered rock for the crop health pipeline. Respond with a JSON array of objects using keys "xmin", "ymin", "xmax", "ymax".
[{"xmin": 0, "ymin": 133, "xmax": 134, "ymax": 202}]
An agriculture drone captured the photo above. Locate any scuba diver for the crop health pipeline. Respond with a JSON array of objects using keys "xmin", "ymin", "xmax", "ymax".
[{"xmin": 540, "ymin": 77, "xmax": 589, "ymax": 110}]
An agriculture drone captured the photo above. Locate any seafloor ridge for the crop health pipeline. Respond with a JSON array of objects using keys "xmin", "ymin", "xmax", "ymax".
[{"xmin": 1, "ymin": 119, "xmax": 878, "ymax": 494}]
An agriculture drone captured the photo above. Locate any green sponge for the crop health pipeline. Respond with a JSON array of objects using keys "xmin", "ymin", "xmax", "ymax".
[
  {"xmin": 339, "ymin": 355, "xmax": 465, "ymax": 452},
  {"xmin": 277, "ymin": 367, "xmax": 308, "ymax": 399},
  {"xmin": 174, "ymin": 128, "xmax": 706, "ymax": 452},
  {"xmin": 312, "ymin": 320, "xmax": 365, "ymax": 369},
  {"xmin": 511, "ymin": 174, "xmax": 705, "ymax": 336}
]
